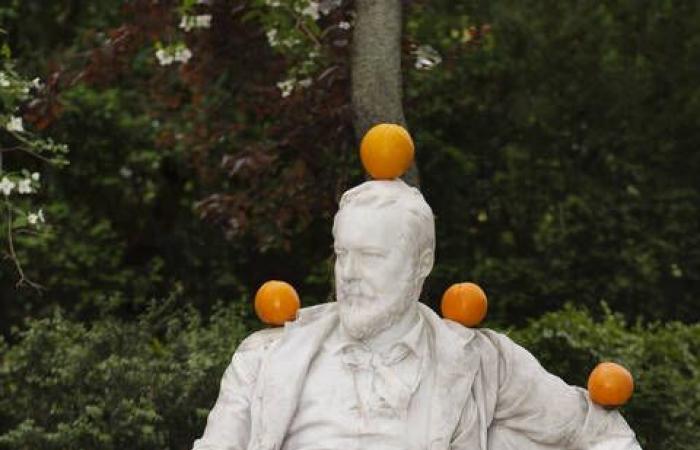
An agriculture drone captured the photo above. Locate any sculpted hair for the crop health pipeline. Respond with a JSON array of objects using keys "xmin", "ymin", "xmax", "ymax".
[{"xmin": 332, "ymin": 180, "xmax": 436, "ymax": 260}]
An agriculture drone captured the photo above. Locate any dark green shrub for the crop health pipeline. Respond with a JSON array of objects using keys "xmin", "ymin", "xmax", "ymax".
[{"xmin": 0, "ymin": 300, "xmax": 250, "ymax": 450}]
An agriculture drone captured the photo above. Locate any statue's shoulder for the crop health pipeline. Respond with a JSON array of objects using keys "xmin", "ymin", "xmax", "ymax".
[
  {"xmin": 236, "ymin": 302, "xmax": 338, "ymax": 354},
  {"xmin": 437, "ymin": 315, "xmax": 510, "ymax": 359},
  {"xmin": 237, "ymin": 327, "xmax": 285, "ymax": 353}
]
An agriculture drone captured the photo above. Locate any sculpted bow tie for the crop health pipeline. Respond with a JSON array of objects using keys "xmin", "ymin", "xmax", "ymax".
[{"xmin": 340, "ymin": 342, "xmax": 422, "ymax": 417}]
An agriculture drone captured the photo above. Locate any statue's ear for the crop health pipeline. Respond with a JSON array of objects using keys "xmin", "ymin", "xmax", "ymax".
[{"xmin": 417, "ymin": 248, "xmax": 434, "ymax": 280}]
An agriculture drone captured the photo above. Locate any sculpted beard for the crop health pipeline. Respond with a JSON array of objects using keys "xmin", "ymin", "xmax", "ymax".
[{"xmin": 338, "ymin": 277, "xmax": 419, "ymax": 340}]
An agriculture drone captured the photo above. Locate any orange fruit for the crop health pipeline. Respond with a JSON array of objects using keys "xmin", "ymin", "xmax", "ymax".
[
  {"xmin": 254, "ymin": 280, "xmax": 300, "ymax": 326},
  {"xmin": 587, "ymin": 362, "xmax": 634, "ymax": 407},
  {"xmin": 441, "ymin": 282, "xmax": 488, "ymax": 327},
  {"xmin": 359, "ymin": 123, "xmax": 415, "ymax": 179}
]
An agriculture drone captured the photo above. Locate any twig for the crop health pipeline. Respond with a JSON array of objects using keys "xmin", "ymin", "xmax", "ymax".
[{"xmin": 4, "ymin": 200, "xmax": 44, "ymax": 292}]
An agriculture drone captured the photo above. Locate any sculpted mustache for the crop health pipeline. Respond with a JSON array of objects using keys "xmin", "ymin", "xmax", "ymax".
[{"xmin": 338, "ymin": 285, "xmax": 375, "ymax": 299}]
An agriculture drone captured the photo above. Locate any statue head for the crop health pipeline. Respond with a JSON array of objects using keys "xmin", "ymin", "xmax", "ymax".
[{"xmin": 332, "ymin": 179, "xmax": 435, "ymax": 340}]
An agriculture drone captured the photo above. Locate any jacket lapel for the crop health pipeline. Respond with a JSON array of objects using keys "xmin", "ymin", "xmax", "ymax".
[
  {"xmin": 254, "ymin": 303, "xmax": 339, "ymax": 450},
  {"xmin": 419, "ymin": 304, "xmax": 481, "ymax": 450}
]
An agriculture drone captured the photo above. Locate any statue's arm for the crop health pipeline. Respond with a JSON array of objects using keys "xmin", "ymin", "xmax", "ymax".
[
  {"xmin": 192, "ymin": 332, "xmax": 270, "ymax": 450},
  {"xmin": 481, "ymin": 330, "xmax": 641, "ymax": 450}
]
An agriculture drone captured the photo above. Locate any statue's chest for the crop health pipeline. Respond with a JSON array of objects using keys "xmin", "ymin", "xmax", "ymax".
[{"xmin": 280, "ymin": 345, "xmax": 432, "ymax": 450}]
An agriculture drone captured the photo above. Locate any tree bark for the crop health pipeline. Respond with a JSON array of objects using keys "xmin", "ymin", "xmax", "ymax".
[{"xmin": 351, "ymin": 0, "xmax": 418, "ymax": 186}]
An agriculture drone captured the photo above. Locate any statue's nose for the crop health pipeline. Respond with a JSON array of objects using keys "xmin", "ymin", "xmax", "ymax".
[{"xmin": 338, "ymin": 252, "xmax": 361, "ymax": 282}]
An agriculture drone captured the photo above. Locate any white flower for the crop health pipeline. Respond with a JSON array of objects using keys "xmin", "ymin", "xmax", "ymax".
[
  {"xmin": 6, "ymin": 116, "xmax": 24, "ymax": 132},
  {"xmin": 277, "ymin": 79, "xmax": 296, "ymax": 98},
  {"xmin": 27, "ymin": 209, "xmax": 45, "ymax": 226},
  {"xmin": 179, "ymin": 14, "xmax": 212, "ymax": 32},
  {"xmin": 0, "ymin": 72, "xmax": 10, "ymax": 87},
  {"xmin": 119, "ymin": 166, "xmax": 133, "ymax": 178},
  {"xmin": 197, "ymin": 15, "xmax": 212, "ymax": 28},
  {"xmin": 265, "ymin": 0, "xmax": 281, "ymax": 6},
  {"xmin": 0, "ymin": 177, "xmax": 16, "ymax": 196},
  {"xmin": 413, "ymin": 44, "xmax": 442, "ymax": 70},
  {"xmin": 174, "ymin": 47, "xmax": 193, "ymax": 63},
  {"xmin": 338, "ymin": 21, "xmax": 351, "ymax": 30},
  {"xmin": 31, "ymin": 77, "xmax": 43, "ymax": 89},
  {"xmin": 31, "ymin": 172, "xmax": 40, "ymax": 181},
  {"xmin": 179, "ymin": 15, "xmax": 193, "ymax": 31},
  {"xmin": 155, "ymin": 48, "xmax": 174, "ymax": 66},
  {"xmin": 155, "ymin": 46, "xmax": 192, "ymax": 65},
  {"xmin": 319, "ymin": 0, "xmax": 342, "ymax": 15},
  {"xmin": 17, "ymin": 178, "xmax": 33, "ymax": 194},
  {"xmin": 266, "ymin": 29, "xmax": 279, "ymax": 47},
  {"xmin": 299, "ymin": 2, "xmax": 320, "ymax": 20},
  {"xmin": 297, "ymin": 78, "xmax": 312, "ymax": 89}
]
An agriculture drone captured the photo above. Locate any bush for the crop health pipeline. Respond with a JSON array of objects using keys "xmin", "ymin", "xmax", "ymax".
[
  {"xmin": 510, "ymin": 305, "xmax": 700, "ymax": 450},
  {"xmin": 0, "ymin": 299, "xmax": 250, "ymax": 450},
  {"xmin": 1, "ymin": 303, "xmax": 697, "ymax": 449}
]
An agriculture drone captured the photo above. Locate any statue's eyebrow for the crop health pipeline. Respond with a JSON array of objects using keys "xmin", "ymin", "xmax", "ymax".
[{"xmin": 355, "ymin": 246, "xmax": 387, "ymax": 253}]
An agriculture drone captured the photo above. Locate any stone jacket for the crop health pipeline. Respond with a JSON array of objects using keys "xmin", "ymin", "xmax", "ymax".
[{"xmin": 192, "ymin": 303, "xmax": 641, "ymax": 450}]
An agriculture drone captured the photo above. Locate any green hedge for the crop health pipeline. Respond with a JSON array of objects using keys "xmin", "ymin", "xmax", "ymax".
[
  {"xmin": 0, "ymin": 301, "xmax": 250, "ymax": 450},
  {"xmin": 1, "ymin": 303, "xmax": 698, "ymax": 449}
]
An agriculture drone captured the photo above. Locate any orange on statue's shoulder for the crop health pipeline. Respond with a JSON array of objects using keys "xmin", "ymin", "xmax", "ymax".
[
  {"xmin": 587, "ymin": 362, "xmax": 634, "ymax": 407},
  {"xmin": 360, "ymin": 123, "xmax": 415, "ymax": 180},
  {"xmin": 441, "ymin": 282, "xmax": 488, "ymax": 327},
  {"xmin": 254, "ymin": 280, "xmax": 300, "ymax": 326}
]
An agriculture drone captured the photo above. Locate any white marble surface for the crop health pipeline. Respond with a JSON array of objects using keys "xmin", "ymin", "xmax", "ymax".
[{"xmin": 193, "ymin": 180, "xmax": 641, "ymax": 450}]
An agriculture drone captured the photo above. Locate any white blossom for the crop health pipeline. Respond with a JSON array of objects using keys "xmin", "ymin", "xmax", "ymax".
[
  {"xmin": 31, "ymin": 172, "xmax": 40, "ymax": 181},
  {"xmin": 265, "ymin": 0, "xmax": 281, "ymax": 6},
  {"xmin": 277, "ymin": 79, "xmax": 295, "ymax": 98},
  {"xmin": 155, "ymin": 48, "xmax": 174, "ymax": 66},
  {"xmin": 0, "ymin": 72, "xmax": 10, "ymax": 88},
  {"xmin": 17, "ymin": 178, "xmax": 33, "ymax": 194},
  {"xmin": 299, "ymin": 2, "xmax": 320, "ymax": 20},
  {"xmin": 27, "ymin": 209, "xmax": 45, "ymax": 226},
  {"xmin": 6, "ymin": 116, "xmax": 24, "ymax": 132},
  {"xmin": 31, "ymin": 77, "xmax": 43, "ymax": 89},
  {"xmin": 155, "ymin": 46, "xmax": 193, "ymax": 66},
  {"xmin": 119, "ymin": 166, "xmax": 133, "ymax": 178},
  {"xmin": 179, "ymin": 14, "xmax": 212, "ymax": 32},
  {"xmin": 413, "ymin": 44, "xmax": 442, "ymax": 70},
  {"xmin": 266, "ymin": 29, "xmax": 279, "ymax": 47},
  {"xmin": 338, "ymin": 21, "xmax": 352, "ymax": 30},
  {"xmin": 0, "ymin": 177, "xmax": 15, "ymax": 196},
  {"xmin": 297, "ymin": 78, "xmax": 312, "ymax": 89},
  {"xmin": 174, "ymin": 47, "xmax": 193, "ymax": 63},
  {"xmin": 318, "ymin": 0, "xmax": 342, "ymax": 15}
]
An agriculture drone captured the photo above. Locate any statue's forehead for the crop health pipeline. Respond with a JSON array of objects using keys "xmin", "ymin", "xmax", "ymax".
[{"xmin": 334, "ymin": 206, "xmax": 407, "ymax": 247}]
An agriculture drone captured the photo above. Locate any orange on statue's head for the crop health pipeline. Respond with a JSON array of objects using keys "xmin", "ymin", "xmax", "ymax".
[{"xmin": 360, "ymin": 123, "xmax": 415, "ymax": 180}]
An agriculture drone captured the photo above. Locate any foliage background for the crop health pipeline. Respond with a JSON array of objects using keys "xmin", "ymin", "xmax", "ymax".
[{"xmin": 1, "ymin": 0, "xmax": 698, "ymax": 448}]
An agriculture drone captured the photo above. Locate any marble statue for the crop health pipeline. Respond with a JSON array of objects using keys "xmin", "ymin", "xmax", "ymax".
[{"xmin": 192, "ymin": 179, "xmax": 641, "ymax": 450}]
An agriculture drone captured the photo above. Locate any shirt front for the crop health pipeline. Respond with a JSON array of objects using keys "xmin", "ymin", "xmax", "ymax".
[{"xmin": 281, "ymin": 314, "xmax": 433, "ymax": 450}]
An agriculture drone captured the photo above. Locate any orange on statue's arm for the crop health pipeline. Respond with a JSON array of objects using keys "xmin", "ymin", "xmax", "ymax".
[
  {"xmin": 360, "ymin": 123, "xmax": 415, "ymax": 180},
  {"xmin": 254, "ymin": 280, "xmax": 300, "ymax": 326},
  {"xmin": 587, "ymin": 362, "xmax": 634, "ymax": 407},
  {"xmin": 440, "ymin": 282, "xmax": 488, "ymax": 327}
]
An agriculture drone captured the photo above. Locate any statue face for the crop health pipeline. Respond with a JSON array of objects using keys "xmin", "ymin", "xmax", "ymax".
[{"xmin": 333, "ymin": 206, "xmax": 420, "ymax": 339}]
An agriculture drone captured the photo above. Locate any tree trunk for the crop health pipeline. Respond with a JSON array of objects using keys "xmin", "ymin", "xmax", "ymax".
[{"xmin": 351, "ymin": 0, "xmax": 418, "ymax": 186}]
